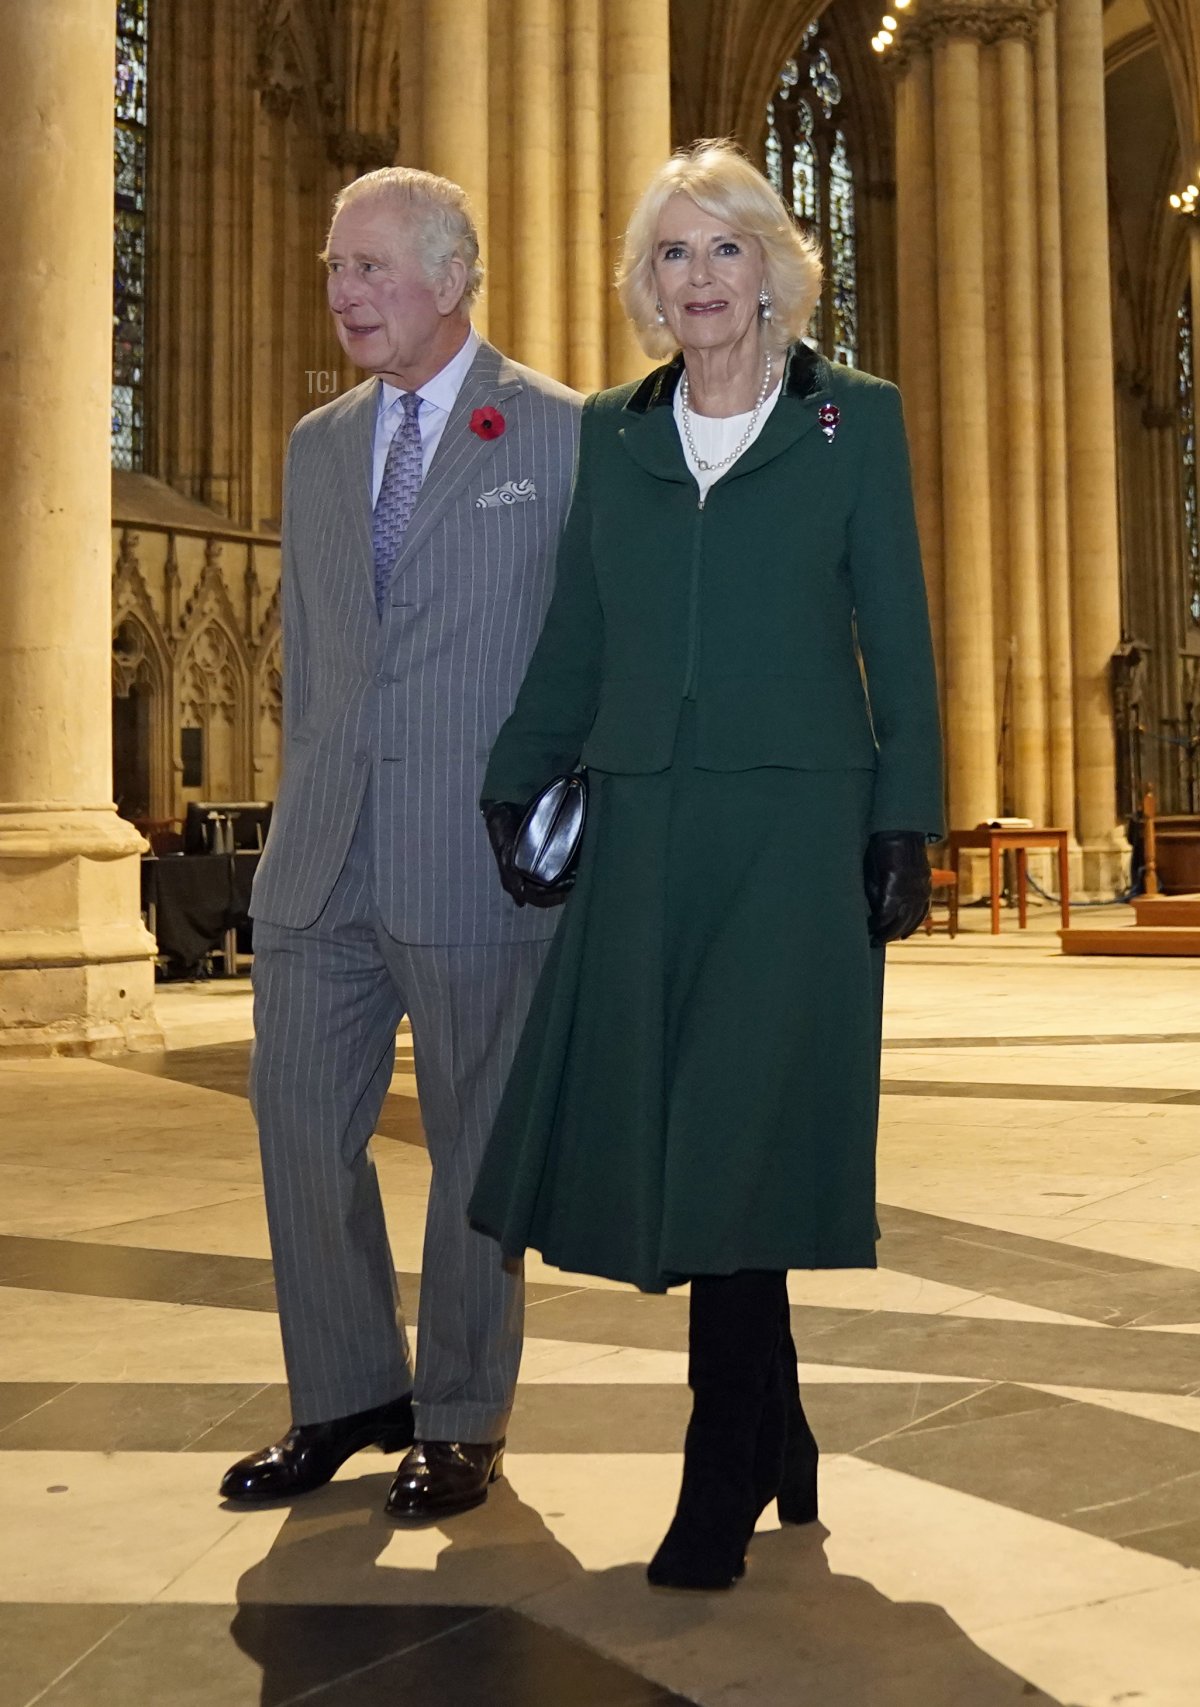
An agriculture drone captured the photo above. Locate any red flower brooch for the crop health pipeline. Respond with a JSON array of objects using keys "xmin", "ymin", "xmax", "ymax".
[
  {"xmin": 470, "ymin": 406, "xmax": 506, "ymax": 441},
  {"xmin": 818, "ymin": 402, "xmax": 840, "ymax": 446}
]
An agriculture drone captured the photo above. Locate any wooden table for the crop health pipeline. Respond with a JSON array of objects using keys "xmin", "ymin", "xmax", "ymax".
[{"xmin": 944, "ymin": 827, "xmax": 1070, "ymax": 935}]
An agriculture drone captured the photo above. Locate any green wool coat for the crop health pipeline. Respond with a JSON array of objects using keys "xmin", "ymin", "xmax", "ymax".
[
  {"xmin": 469, "ymin": 342, "xmax": 945, "ymax": 1291},
  {"xmin": 481, "ymin": 342, "xmax": 944, "ymax": 830}
]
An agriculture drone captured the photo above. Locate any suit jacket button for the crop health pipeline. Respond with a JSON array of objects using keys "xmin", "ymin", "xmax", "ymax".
[
  {"xmin": 374, "ymin": 672, "xmax": 388, "ymax": 687},
  {"xmin": 354, "ymin": 751, "xmax": 367, "ymax": 765}
]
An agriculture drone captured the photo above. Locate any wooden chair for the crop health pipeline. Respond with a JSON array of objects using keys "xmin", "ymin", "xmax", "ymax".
[{"xmin": 925, "ymin": 866, "xmax": 959, "ymax": 937}]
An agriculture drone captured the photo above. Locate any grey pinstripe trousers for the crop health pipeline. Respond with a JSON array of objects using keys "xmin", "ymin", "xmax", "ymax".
[{"xmin": 249, "ymin": 800, "xmax": 547, "ymax": 1441}]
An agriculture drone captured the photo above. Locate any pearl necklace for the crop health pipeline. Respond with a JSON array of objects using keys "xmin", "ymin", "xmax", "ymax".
[{"xmin": 679, "ymin": 353, "xmax": 774, "ymax": 474}]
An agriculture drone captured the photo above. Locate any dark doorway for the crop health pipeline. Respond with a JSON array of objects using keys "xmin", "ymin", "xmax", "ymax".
[{"xmin": 113, "ymin": 685, "xmax": 153, "ymax": 820}]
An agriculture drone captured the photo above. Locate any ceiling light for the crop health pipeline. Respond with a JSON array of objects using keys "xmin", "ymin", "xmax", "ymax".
[{"xmin": 882, "ymin": 13, "xmax": 898, "ymax": 26}]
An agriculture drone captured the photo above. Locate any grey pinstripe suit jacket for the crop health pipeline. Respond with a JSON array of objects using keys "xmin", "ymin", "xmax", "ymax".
[{"xmin": 251, "ymin": 339, "xmax": 582, "ymax": 945}]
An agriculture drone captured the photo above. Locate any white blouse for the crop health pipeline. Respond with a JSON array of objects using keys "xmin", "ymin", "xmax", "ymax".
[{"xmin": 673, "ymin": 378, "xmax": 783, "ymax": 503}]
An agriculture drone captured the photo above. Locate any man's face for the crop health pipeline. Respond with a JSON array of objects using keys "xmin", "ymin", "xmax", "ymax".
[{"xmin": 324, "ymin": 201, "xmax": 446, "ymax": 380}]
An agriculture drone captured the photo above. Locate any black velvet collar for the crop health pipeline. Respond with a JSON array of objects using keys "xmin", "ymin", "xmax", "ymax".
[{"xmin": 622, "ymin": 340, "xmax": 828, "ymax": 415}]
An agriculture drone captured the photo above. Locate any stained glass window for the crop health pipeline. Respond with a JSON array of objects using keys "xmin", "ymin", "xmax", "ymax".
[
  {"xmin": 1180, "ymin": 291, "xmax": 1200, "ymax": 626},
  {"xmin": 763, "ymin": 20, "xmax": 857, "ymax": 366},
  {"xmin": 113, "ymin": 0, "xmax": 148, "ymax": 470}
]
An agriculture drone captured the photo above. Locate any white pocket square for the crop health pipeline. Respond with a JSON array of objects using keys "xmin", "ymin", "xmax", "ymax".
[{"xmin": 476, "ymin": 478, "xmax": 537, "ymax": 509}]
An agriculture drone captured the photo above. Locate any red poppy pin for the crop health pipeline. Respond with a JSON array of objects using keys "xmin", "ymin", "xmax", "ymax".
[
  {"xmin": 818, "ymin": 402, "xmax": 840, "ymax": 446},
  {"xmin": 470, "ymin": 406, "xmax": 506, "ymax": 441}
]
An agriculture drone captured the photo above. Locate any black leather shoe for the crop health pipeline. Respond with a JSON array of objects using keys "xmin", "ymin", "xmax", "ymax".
[
  {"xmin": 219, "ymin": 1394, "xmax": 415, "ymax": 1504},
  {"xmin": 384, "ymin": 1438, "xmax": 505, "ymax": 1522}
]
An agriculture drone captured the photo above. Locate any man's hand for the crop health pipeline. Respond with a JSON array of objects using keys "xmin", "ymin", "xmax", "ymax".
[
  {"xmin": 863, "ymin": 831, "xmax": 931, "ymax": 946},
  {"xmin": 482, "ymin": 801, "xmax": 572, "ymax": 910}
]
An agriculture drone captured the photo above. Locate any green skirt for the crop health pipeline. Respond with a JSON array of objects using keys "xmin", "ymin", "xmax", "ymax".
[{"xmin": 470, "ymin": 708, "xmax": 885, "ymax": 1293}]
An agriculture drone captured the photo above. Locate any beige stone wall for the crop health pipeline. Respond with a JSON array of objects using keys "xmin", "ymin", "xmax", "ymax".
[
  {"xmin": 890, "ymin": 0, "xmax": 1129, "ymax": 893},
  {"xmin": 111, "ymin": 485, "xmax": 283, "ymax": 822},
  {"xmin": 142, "ymin": 0, "xmax": 672, "ymax": 550},
  {"xmin": 114, "ymin": 0, "xmax": 674, "ymax": 835}
]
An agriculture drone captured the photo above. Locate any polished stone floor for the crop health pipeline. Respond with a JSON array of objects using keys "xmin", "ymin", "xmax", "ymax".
[{"xmin": 1, "ymin": 904, "xmax": 1199, "ymax": 1704}]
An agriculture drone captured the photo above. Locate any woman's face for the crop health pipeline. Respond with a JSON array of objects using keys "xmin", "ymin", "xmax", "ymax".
[{"xmin": 651, "ymin": 194, "xmax": 766, "ymax": 357}]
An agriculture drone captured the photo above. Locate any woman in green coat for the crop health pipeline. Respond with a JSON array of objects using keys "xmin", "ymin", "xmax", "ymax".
[{"xmin": 472, "ymin": 141, "xmax": 944, "ymax": 1591}]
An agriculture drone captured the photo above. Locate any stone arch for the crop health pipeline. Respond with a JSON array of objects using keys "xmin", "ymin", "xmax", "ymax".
[
  {"xmin": 177, "ymin": 544, "xmax": 255, "ymax": 801},
  {"xmin": 111, "ymin": 531, "xmax": 174, "ymax": 819},
  {"xmin": 256, "ymin": 0, "xmax": 332, "ymax": 128},
  {"xmin": 679, "ymin": 0, "xmax": 896, "ymax": 374}
]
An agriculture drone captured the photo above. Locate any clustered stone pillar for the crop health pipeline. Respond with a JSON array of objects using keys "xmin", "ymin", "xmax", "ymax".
[
  {"xmin": 423, "ymin": 0, "xmax": 491, "ymax": 317},
  {"xmin": 1057, "ymin": 0, "xmax": 1127, "ymax": 888},
  {"xmin": 930, "ymin": 22, "xmax": 997, "ymax": 833},
  {"xmin": 999, "ymin": 27, "xmax": 1048, "ymax": 828},
  {"xmin": 893, "ymin": 0, "xmax": 1125, "ymax": 894},
  {"xmin": 0, "ymin": 0, "xmax": 159, "ymax": 1054},
  {"xmin": 422, "ymin": 0, "xmax": 670, "ymax": 389},
  {"xmin": 1034, "ymin": 0, "xmax": 1077, "ymax": 839},
  {"xmin": 895, "ymin": 49, "xmax": 944, "ymax": 682}
]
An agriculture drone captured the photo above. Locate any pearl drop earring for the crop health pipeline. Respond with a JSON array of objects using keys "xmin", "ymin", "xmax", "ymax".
[
  {"xmin": 759, "ymin": 287, "xmax": 773, "ymax": 321},
  {"xmin": 655, "ymin": 300, "xmax": 668, "ymax": 325}
]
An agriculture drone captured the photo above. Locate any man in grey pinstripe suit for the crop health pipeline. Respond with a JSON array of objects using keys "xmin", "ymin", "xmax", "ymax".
[{"xmin": 220, "ymin": 168, "xmax": 580, "ymax": 1520}]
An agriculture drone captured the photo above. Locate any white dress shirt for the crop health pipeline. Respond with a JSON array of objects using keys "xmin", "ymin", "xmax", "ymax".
[{"xmin": 372, "ymin": 326, "xmax": 482, "ymax": 505}]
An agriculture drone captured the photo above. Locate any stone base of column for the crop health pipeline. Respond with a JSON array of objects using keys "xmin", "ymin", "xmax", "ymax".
[
  {"xmin": 1078, "ymin": 835, "xmax": 1131, "ymax": 902},
  {"xmin": 0, "ymin": 809, "xmax": 161, "ymax": 1058},
  {"xmin": 952, "ymin": 848, "xmax": 992, "ymax": 904}
]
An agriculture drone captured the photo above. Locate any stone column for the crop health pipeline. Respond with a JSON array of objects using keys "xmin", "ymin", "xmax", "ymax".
[
  {"xmin": 1058, "ymin": 0, "xmax": 1125, "ymax": 888},
  {"xmin": 0, "ymin": 0, "xmax": 158, "ymax": 1054},
  {"xmin": 931, "ymin": 16, "xmax": 998, "ymax": 829},
  {"xmin": 894, "ymin": 45, "xmax": 945, "ymax": 688},
  {"xmin": 998, "ymin": 20, "xmax": 1049, "ymax": 827},
  {"xmin": 604, "ymin": 0, "xmax": 672, "ymax": 383},
  {"xmin": 423, "ymin": 0, "xmax": 490, "ymax": 334},
  {"xmin": 566, "ymin": 0, "xmax": 606, "ymax": 394},
  {"xmin": 980, "ymin": 39, "xmax": 1011, "ymax": 755},
  {"xmin": 1034, "ymin": 0, "xmax": 1078, "ymax": 847},
  {"xmin": 509, "ymin": 0, "xmax": 566, "ymax": 376},
  {"xmin": 485, "ymin": 0, "xmax": 514, "ymax": 352}
]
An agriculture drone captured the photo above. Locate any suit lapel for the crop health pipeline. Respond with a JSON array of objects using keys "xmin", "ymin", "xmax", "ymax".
[
  {"xmin": 334, "ymin": 376, "xmax": 382, "ymax": 601},
  {"xmin": 389, "ymin": 341, "xmax": 525, "ymax": 578}
]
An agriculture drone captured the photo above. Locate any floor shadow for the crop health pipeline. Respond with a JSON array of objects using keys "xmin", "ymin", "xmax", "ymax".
[
  {"xmin": 558, "ymin": 1521, "xmax": 1079, "ymax": 1707},
  {"xmin": 231, "ymin": 1479, "xmax": 1078, "ymax": 1707},
  {"xmin": 231, "ymin": 1471, "xmax": 605, "ymax": 1707}
]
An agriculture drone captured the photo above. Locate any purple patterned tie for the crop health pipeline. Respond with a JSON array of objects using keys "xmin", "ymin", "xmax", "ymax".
[{"xmin": 372, "ymin": 391, "xmax": 423, "ymax": 614}]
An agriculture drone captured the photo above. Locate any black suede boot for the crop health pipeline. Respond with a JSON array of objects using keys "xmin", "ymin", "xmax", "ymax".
[
  {"xmin": 647, "ymin": 1270, "xmax": 788, "ymax": 1591},
  {"xmin": 771, "ymin": 1304, "xmax": 820, "ymax": 1525}
]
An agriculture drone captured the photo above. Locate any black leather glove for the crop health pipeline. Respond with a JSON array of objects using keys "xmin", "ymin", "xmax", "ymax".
[
  {"xmin": 482, "ymin": 801, "xmax": 571, "ymax": 910},
  {"xmin": 863, "ymin": 830, "xmax": 931, "ymax": 946}
]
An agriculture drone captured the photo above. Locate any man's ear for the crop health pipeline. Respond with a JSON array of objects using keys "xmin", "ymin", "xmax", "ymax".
[{"xmin": 436, "ymin": 256, "xmax": 469, "ymax": 317}]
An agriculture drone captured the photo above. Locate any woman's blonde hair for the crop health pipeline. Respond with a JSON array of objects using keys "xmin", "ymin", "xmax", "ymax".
[{"xmin": 616, "ymin": 139, "xmax": 823, "ymax": 360}]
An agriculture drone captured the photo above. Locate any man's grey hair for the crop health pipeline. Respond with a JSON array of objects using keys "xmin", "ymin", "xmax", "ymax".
[{"xmin": 324, "ymin": 167, "xmax": 484, "ymax": 306}]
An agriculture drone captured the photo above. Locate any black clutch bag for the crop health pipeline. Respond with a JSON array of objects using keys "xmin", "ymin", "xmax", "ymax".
[{"xmin": 512, "ymin": 772, "xmax": 587, "ymax": 893}]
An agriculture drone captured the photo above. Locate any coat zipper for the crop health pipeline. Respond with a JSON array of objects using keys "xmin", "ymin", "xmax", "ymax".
[{"xmin": 682, "ymin": 491, "xmax": 706, "ymax": 698}]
